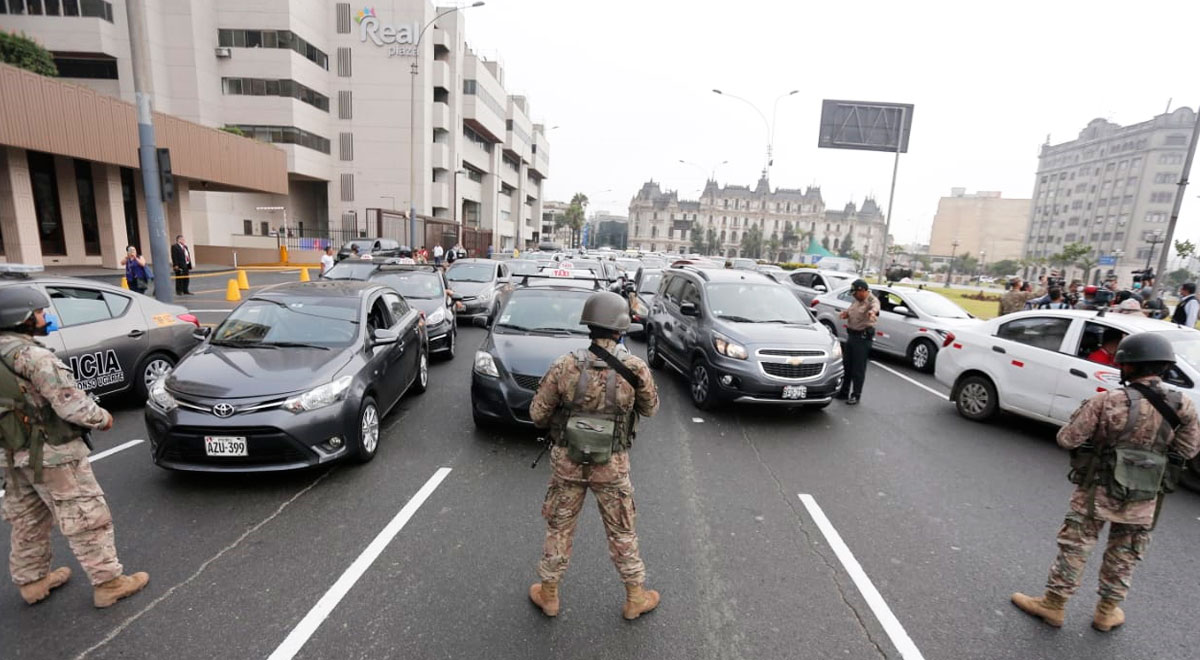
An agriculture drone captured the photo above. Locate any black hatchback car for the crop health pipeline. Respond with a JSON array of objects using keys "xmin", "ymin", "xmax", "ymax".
[
  {"xmin": 144, "ymin": 281, "xmax": 428, "ymax": 471},
  {"xmin": 645, "ymin": 265, "xmax": 844, "ymax": 409}
]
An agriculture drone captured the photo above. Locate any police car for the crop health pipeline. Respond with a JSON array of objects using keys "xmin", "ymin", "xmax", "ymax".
[{"xmin": 0, "ymin": 265, "xmax": 201, "ymax": 398}]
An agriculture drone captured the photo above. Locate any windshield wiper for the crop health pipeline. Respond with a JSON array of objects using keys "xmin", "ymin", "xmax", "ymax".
[
  {"xmin": 493, "ymin": 322, "xmax": 530, "ymax": 334},
  {"xmin": 210, "ymin": 339, "xmax": 277, "ymax": 348},
  {"xmin": 759, "ymin": 319, "xmax": 807, "ymax": 324},
  {"xmin": 261, "ymin": 341, "xmax": 331, "ymax": 350},
  {"xmin": 717, "ymin": 314, "xmax": 756, "ymax": 323},
  {"xmin": 528, "ymin": 326, "xmax": 587, "ymax": 335}
]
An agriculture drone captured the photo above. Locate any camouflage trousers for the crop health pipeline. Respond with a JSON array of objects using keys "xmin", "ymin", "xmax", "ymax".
[
  {"xmin": 538, "ymin": 446, "xmax": 646, "ymax": 585},
  {"xmin": 1, "ymin": 457, "xmax": 123, "ymax": 587},
  {"xmin": 1045, "ymin": 511, "xmax": 1151, "ymax": 602}
]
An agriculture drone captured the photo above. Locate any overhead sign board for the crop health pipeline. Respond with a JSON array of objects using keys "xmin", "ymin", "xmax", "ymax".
[
  {"xmin": 1098, "ymin": 255, "xmax": 1117, "ymax": 266},
  {"xmin": 817, "ymin": 100, "xmax": 914, "ymax": 153}
]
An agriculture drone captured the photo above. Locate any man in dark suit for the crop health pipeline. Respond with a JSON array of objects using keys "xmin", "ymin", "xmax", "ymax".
[{"xmin": 171, "ymin": 235, "xmax": 193, "ymax": 295}]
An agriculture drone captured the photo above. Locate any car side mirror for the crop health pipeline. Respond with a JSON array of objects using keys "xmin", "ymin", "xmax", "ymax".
[
  {"xmin": 370, "ymin": 328, "xmax": 400, "ymax": 346},
  {"xmin": 472, "ymin": 316, "xmax": 490, "ymax": 328},
  {"xmin": 193, "ymin": 327, "xmax": 212, "ymax": 341},
  {"xmin": 680, "ymin": 302, "xmax": 700, "ymax": 317},
  {"xmin": 893, "ymin": 305, "xmax": 914, "ymax": 317},
  {"xmin": 814, "ymin": 285, "xmax": 827, "ymax": 293}
]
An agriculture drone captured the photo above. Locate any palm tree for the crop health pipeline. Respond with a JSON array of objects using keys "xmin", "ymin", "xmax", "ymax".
[{"xmin": 565, "ymin": 193, "xmax": 589, "ymax": 248}]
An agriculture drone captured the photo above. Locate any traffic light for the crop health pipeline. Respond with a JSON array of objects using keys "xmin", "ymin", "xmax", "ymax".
[{"xmin": 157, "ymin": 148, "xmax": 174, "ymax": 202}]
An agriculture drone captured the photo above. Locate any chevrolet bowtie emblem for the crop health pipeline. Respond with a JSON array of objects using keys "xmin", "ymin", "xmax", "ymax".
[{"xmin": 786, "ymin": 357, "xmax": 804, "ymax": 366}]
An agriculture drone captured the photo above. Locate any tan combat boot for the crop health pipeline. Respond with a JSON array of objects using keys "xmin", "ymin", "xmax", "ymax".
[
  {"xmin": 622, "ymin": 583, "xmax": 660, "ymax": 620},
  {"xmin": 1092, "ymin": 598, "xmax": 1125, "ymax": 632},
  {"xmin": 19, "ymin": 567, "xmax": 71, "ymax": 605},
  {"xmin": 1011, "ymin": 591, "xmax": 1067, "ymax": 627},
  {"xmin": 94, "ymin": 572, "xmax": 149, "ymax": 608},
  {"xmin": 529, "ymin": 581, "xmax": 560, "ymax": 617}
]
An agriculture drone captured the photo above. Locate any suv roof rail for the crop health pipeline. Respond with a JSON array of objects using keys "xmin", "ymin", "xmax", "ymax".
[
  {"xmin": 668, "ymin": 264, "xmax": 710, "ymax": 280},
  {"xmin": 517, "ymin": 273, "xmax": 604, "ymax": 290}
]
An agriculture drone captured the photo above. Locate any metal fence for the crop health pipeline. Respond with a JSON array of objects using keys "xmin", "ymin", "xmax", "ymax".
[{"xmin": 280, "ymin": 228, "xmax": 362, "ymax": 252}]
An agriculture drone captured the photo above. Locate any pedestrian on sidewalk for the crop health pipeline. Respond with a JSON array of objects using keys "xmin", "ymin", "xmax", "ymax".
[
  {"xmin": 320, "ymin": 246, "xmax": 336, "ymax": 275},
  {"xmin": 835, "ymin": 279, "xmax": 878, "ymax": 405},
  {"xmin": 0, "ymin": 286, "xmax": 149, "ymax": 608},
  {"xmin": 433, "ymin": 243, "xmax": 444, "ymax": 267},
  {"xmin": 171, "ymin": 235, "xmax": 193, "ymax": 296},
  {"xmin": 120, "ymin": 246, "xmax": 150, "ymax": 294}
]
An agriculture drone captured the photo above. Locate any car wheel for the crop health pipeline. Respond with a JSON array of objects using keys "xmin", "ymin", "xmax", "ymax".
[
  {"xmin": 442, "ymin": 327, "xmax": 457, "ymax": 360},
  {"xmin": 411, "ymin": 349, "xmax": 429, "ymax": 394},
  {"xmin": 955, "ymin": 374, "xmax": 998, "ymax": 421},
  {"xmin": 646, "ymin": 331, "xmax": 664, "ymax": 369},
  {"xmin": 820, "ymin": 320, "xmax": 838, "ymax": 340},
  {"xmin": 352, "ymin": 396, "xmax": 380, "ymax": 463},
  {"xmin": 908, "ymin": 339, "xmax": 937, "ymax": 373},
  {"xmin": 135, "ymin": 352, "xmax": 175, "ymax": 400},
  {"xmin": 690, "ymin": 359, "xmax": 718, "ymax": 410}
]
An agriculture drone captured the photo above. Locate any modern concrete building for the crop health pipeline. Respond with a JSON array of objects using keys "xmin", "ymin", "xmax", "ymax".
[
  {"xmin": 929, "ymin": 188, "xmax": 1031, "ymax": 266},
  {"xmin": 0, "ymin": 61, "xmax": 287, "ymax": 268},
  {"xmin": 627, "ymin": 176, "xmax": 887, "ymax": 264},
  {"xmin": 1, "ymin": 0, "xmax": 549, "ymax": 262},
  {"xmin": 539, "ymin": 199, "xmax": 570, "ymax": 247},
  {"xmin": 1025, "ymin": 107, "xmax": 1195, "ymax": 284}
]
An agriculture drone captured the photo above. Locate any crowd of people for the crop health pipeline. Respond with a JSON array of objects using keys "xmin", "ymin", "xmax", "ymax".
[{"xmin": 997, "ymin": 272, "xmax": 1196, "ymax": 323}]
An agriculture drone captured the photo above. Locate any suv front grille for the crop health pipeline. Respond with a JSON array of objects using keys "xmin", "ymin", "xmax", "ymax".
[
  {"xmin": 758, "ymin": 349, "xmax": 825, "ymax": 357},
  {"xmin": 512, "ymin": 373, "xmax": 543, "ymax": 391},
  {"xmin": 761, "ymin": 362, "xmax": 824, "ymax": 379}
]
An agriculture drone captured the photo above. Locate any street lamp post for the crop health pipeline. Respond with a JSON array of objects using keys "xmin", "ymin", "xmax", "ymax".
[
  {"xmin": 945, "ymin": 239, "xmax": 960, "ymax": 286},
  {"xmin": 979, "ymin": 250, "xmax": 986, "ymax": 279},
  {"xmin": 1145, "ymin": 231, "xmax": 1164, "ymax": 271},
  {"xmin": 453, "ymin": 169, "xmax": 468, "ymax": 245},
  {"xmin": 711, "ymin": 89, "xmax": 797, "ymax": 178},
  {"xmin": 408, "ymin": 2, "xmax": 484, "ymax": 252}
]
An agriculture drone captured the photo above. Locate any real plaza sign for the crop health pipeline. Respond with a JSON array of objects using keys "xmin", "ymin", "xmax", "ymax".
[{"xmin": 356, "ymin": 7, "xmax": 417, "ymax": 57}]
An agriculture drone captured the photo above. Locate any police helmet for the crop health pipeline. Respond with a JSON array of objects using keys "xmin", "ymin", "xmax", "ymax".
[
  {"xmin": 0, "ymin": 285, "xmax": 50, "ymax": 328},
  {"xmin": 850, "ymin": 279, "xmax": 870, "ymax": 292},
  {"xmin": 579, "ymin": 291, "xmax": 631, "ymax": 332},
  {"xmin": 1114, "ymin": 332, "xmax": 1175, "ymax": 366}
]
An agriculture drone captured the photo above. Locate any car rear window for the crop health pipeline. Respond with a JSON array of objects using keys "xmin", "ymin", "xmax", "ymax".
[
  {"xmin": 374, "ymin": 272, "xmax": 443, "ymax": 299},
  {"xmin": 495, "ymin": 289, "xmax": 591, "ymax": 335},
  {"xmin": 322, "ymin": 262, "xmax": 379, "ymax": 280}
]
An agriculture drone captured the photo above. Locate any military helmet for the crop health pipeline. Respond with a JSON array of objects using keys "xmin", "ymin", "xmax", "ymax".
[
  {"xmin": 1114, "ymin": 332, "xmax": 1175, "ymax": 366},
  {"xmin": 0, "ymin": 285, "xmax": 50, "ymax": 328},
  {"xmin": 580, "ymin": 291, "xmax": 631, "ymax": 332},
  {"xmin": 850, "ymin": 279, "xmax": 870, "ymax": 292}
]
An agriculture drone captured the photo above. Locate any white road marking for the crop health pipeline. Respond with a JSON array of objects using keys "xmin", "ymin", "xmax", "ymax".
[
  {"xmin": 798, "ymin": 494, "xmax": 926, "ymax": 660},
  {"xmin": 1, "ymin": 439, "xmax": 144, "ymax": 498},
  {"xmin": 869, "ymin": 360, "xmax": 947, "ymax": 399},
  {"xmin": 268, "ymin": 467, "xmax": 453, "ymax": 660}
]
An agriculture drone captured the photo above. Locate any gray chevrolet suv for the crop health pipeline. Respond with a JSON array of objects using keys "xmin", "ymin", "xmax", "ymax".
[{"xmin": 645, "ymin": 265, "xmax": 844, "ymax": 409}]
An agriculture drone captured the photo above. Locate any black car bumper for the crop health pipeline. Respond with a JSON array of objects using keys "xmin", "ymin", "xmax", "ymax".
[
  {"xmin": 428, "ymin": 319, "xmax": 454, "ymax": 353},
  {"xmin": 145, "ymin": 399, "xmax": 354, "ymax": 472},
  {"xmin": 471, "ymin": 371, "xmax": 538, "ymax": 427},
  {"xmin": 707, "ymin": 353, "xmax": 845, "ymax": 405}
]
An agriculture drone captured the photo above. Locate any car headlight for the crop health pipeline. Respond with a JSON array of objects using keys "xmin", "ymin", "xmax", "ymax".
[
  {"xmin": 283, "ymin": 375, "xmax": 353, "ymax": 413},
  {"xmin": 832, "ymin": 341, "xmax": 843, "ymax": 359},
  {"xmin": 474, "ymin": 350, "xmax": 500, "ymax": 377},
  {"xmin": 712, "ymin": 333, "xmax": 748, "ymax": 360},
  {"xmin": 149, "ymin": 378, "xmax": 177, "ymax": 412},
  {"xmin": 478, "ymin": 288, "xmax": 494, "ymax": 301},
  {"xmin": 427, "ymin": 307, "xmax": 446, "ymax": 325}
]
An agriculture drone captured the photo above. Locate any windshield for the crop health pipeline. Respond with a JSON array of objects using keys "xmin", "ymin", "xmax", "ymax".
[
  {"xmin": 639, "ymin": 272, "xmax": 662, "ymax": 293},
  {"xmin": 321, "ymin": 262, "xmax": 378, "ymax": 280},
  {"xmin": 342, "ymin": 241, "xmax": 373, "ymax": 251},
  {"xmin": 506, "ymin": 260, "xmax": 540, "ymax": 276},
  {"xmin": 706, "ymin": 283, "xmax": 813, "ymax": 324},
  {"xmin": 906, "ymin": 290, "xmax": 971, "ymax": 318},
  {"xmin": 641, "ymin": 257, "xmax": 667, "ymax": 269},
  {"xmin": 1158, "ymin": 330, "xmax": 1200, "ymax": 372},
  {"xmin": 446, "ymin": 263, "xmax": 495, "ymax": 283},
  {"xmin": 617, "ymin": 259, "xmax": 641, "ymax": 271},
  {"xmin": 213, "ymin": 298, "xmax": 359, "ymax": 347},
  {"xmin": 494, "ymin": 289, "xmax": 591, "ymax": 334},
  {"xmin": 374, "ymin": 272, "xmax": 443, "ymax": 298}
]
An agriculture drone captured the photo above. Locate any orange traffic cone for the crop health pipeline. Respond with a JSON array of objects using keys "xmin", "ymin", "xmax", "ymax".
[
  {"xmin": 236, "ymin": 269, "xmax": 250, "ymax": 290},
  {"xmin": 299, "ymin": 268, "xmax": 310, "ymax": 282},
  {"xmin": 225, "ymin": 279, "xmax": 241, "ymax": 302}
]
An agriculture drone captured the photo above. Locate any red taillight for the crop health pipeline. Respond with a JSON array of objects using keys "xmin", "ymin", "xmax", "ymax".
[
  {"xmin": 810, "ymin": 299, "xmax": 820, "ymax": 307},
  {"xmin": 942, "ymin": 332, "xmax": 955, "ymax": 348},
  {"xmin": 177, "ymin": 313, "xmax": 200, "ymax": 328}
]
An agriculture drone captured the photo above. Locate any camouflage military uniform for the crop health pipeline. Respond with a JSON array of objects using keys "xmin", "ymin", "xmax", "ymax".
[
  {"xmin": 1047, "ymin": 377, "xmax": 1200, "ymax": 602},
  {"xmin": 530, "ymin": 338, "xmax": 659, "ymax": 585},
  {"xmin": 998, "ymin": 288, "xmax": 1040, "ymax": 316},
  {"xmin": 0, "ymin": 333, "xmax": 122, "ymax": 588}
]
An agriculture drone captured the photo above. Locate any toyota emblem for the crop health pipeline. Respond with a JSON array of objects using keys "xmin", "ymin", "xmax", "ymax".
[{"xmin": 212, "ymin": 403, "xmax": 236, "ymax": 418}]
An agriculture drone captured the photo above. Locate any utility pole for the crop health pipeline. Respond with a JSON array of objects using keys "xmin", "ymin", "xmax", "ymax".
[
  {"xmin": 125, "ymin": 0, "xmax": 172, "ymax": 302},
  {"xmin": 1154, "ymin": 105, "xmax": 1200, "ymax": 299},
  {"xmin": 945, "ymin": 239, "xmax": 960, "ymax": 287}
]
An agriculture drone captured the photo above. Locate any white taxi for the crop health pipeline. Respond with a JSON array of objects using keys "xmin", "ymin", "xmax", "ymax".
[{"xmin": 934, "ymin": 309, "xmax": 1200, "ymax": 426}]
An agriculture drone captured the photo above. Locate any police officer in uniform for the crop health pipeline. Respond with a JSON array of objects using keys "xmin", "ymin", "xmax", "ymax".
[
  {"xmin": 835, "ymin": 279, "xmax": 879, "ymax": 405},
  {"xmin": 528, "ymin": 291, "xmax": 660, "ymax": 620},
  {"xmin": 0, "ymin": 286, "xmax": 149, "ymax": 607},
  {"xmin": 1012, "ymin": 333, "xmax": 1200, "ymax": 631}
]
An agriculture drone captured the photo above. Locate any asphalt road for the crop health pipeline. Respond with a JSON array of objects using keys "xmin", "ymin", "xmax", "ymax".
[{"xmin": 3, "ymin": 307, "xmax": 1200, "ymax": 659}]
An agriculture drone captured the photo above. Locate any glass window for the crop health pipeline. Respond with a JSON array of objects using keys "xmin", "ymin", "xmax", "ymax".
[
  {"xmin": 213, "ymin": 297, "xmax": 359, "ymax": 347},
  {"xmin": 790, "ymin": 271, "xmax": 813, "ymax": 287},
  {"xmin": 367, "ymin": 297, "xmax": 393, "ymax": 332},
  {"xmin": 103, "ymin": 291, "xmax": 130, "ymax": 317},
  {"xmin": 680, "ymin": 282, "xmax": 701, "ymax": 306},
  {"xmin": 996, "ymin": 317, "xmax": 1071, "ymax": 351},
  {"xmin": 26, "ymin": 151, "xmax": 66, "ymax": 256},
  {"xmin": 704, "ymin": 283, "xmax": 812, "ymax": 324},
  {"xmin": 243, "ymin": 219, "xmax": 252, "ymax": 235},
  {"xmin": 218, "ymin": 29, "xmax": 233, "ymax": 47},
  {"xmin": 46, "ymin": 287, "xmax": 112, "ymax": 327},
  {"xmin": 265, "ymin": 79, "xmax": 280, "ymax": 95},
  {"xmin": 28, "ymin": 0, "xmax": 42, "ymax": 15},
  {"xmin": 262, "ymin": 30, "xmax": 278, "ymax": 48},
  {"xmin": 382, "ymin": 292, "xmax": 409, "ymax": 322},
  {"xmin": 232, "ymin": 29, "xmax": 246, "ymax": 47},
  {"xmin": 44, "ymin": 0, "xmax": 60, "ymax": 15},
  {"xmin": 445, "ymin": 262, "xmax": 495, "ymax": 283},
  {"xmin": 245, "ymin": 30, "xmax": 262, "ymax": 48},
  {"xmin": 74, "ymin": 159, "xmax": 101, "ymax": 256}
]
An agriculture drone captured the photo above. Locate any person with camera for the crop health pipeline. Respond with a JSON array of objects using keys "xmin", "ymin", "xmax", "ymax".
[
  {"xmin": 1012, "ymin": 333, "xmax": 1200, "ymax": 632},
  {"xmin": 528, "ymin": 291, "xmax": 660, "ymax": 620}
]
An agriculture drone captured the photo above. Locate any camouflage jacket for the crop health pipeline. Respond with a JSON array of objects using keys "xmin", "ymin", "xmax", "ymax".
[
  {"xmin": 0, "ymin": 333, "xmax": 111, "ymax": 468},
  {"xmin": 998, "ymin": 289, "xmax": 1039, "ymax": 316},
  {"xmin": 1057, "ymin": 376, "xmax": 1200, "ymax": 524},
  {"xmin": 530, "ymin": 338, "xmax": 659, "ymax": 435}
]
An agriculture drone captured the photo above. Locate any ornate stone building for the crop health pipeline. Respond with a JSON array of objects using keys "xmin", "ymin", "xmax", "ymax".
[{"xmin": 627, "ymin": 176, "xmax": 886, "ymax": 262}]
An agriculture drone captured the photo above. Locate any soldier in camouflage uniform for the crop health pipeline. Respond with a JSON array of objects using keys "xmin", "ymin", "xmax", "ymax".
[
  {"xmin": 998, "ymin": 277, "xmax": 1042, "ymax": 316},
  {"xmin": 0, "ymin": 285, "xmax": 149, "ymax": 607},
  {"xmin": 529, "ymin": 291, "xmax": 660, "ymax": 620},
  {"xmin": 1012, "ymin": 333, "xmax": 1200, "ymax": 631}
]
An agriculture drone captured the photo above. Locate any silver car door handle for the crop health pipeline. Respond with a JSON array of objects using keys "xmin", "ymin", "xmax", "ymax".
[{"xmin": 128, "ymin": 329, "xmax": 145, "ymax": 338}]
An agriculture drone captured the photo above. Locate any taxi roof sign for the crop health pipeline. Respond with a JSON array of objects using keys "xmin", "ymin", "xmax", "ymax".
[{"xmin": 0, "ymin": 264, "xmax": 45, "ymax": 277}]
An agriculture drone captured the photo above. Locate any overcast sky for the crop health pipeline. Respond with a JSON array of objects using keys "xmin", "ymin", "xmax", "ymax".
[{"xmin": 462, "ymin": 0, "xmax": 1200, "ymax": 249}]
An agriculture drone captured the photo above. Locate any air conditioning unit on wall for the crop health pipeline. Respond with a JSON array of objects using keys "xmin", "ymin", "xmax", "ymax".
[{"xmin": 214, "ymin": 47, "xmax": 232, "ymax": 58}]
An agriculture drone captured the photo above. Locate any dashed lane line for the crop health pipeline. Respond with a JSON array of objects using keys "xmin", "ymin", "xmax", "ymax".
[
  {"xmin": 869, "ymin": 360, "xmax": 947, "ymax": 399},
  {"xmin": 798, "ymin": 494, "xmax": 926, "ymax": 660},
  {"xmin": 0, "ymin": 439, "xmax": 144, "ymax": 498},
  {"xmin": 267, "ymin": 467, "xmax": 453, "ymax": 660}
]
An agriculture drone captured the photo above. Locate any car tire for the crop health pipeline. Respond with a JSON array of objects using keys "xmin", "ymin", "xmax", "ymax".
[
  {"xmin": 442, "ymin": 326, "xmax": 457, "ymax": 361},
  {"xmin": 352, "ymin": 396, "xmax": 380, "ymax": 463},
  {"xmin": 690, "ymin": 358, "xmax": 718, "ymax": 410},
  {"xmin": 955, "ymin": 374, "xmax": 998, "ymax": 422},
  {"xmin": 820, "ymin": 320, "xmax": 838, "ymax": 340},
  {"xmin": 908, "ymin": 339, "xmax": 937, "ymax": 373},
  {"xmin": 646, "ymin": 331, "xmax": 664, "ymax": 369},
  {"xmin": 411, "ymin": 348, "xmax": 429, "ymax": 394},
  {"xmin": 135, "ymin": 352, "xmax": 175, "ymax": 400}
]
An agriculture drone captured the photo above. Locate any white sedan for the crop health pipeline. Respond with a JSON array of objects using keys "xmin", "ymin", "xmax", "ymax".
[{"xmin": 934, "ymin": 309, "xmax": 1200, "ymax": 426}]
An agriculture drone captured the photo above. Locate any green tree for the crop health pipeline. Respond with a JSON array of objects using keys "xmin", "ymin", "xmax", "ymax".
[
  {"xmin": 782, "ymin": 221, "xmax": 798, "ymax": 249},
  {"xmin": 564, "ymin": 193, "xmax": 589, "ymax": 248},
  {"xmin": 220, "ymin": 125, "xmax": 246, "ymax": 137},
  {"xmin": 739, "ymin": 224, "xmax": 764, "ymax": 259},
  {"xmin": 1175, "ymin": 239, "xmax": 1196, "ymax": 261},
  {"xmin": 690, "ymin": 225, "xmax": 706, "ymax": 254},
  {"xmin": 1167, "ymin": 268, "xmax": 1193, "ymax": 288},
  {"xmin": 821, "ymin": 236, "xmax": 831, "ymax": 251},
  {"xmin": 954, "ymin": 254, "xmax": 979, "ymax": 275},
  {"xmin": 766, "ymin": 233, "xmax": 781, "ymax": 263},
  {"xmin": 705, "ymin": 228, "xmax": 718, "ymax": 256},
  {"xmin": 838, "ymin": 232, "xmax": 855, "ymax": 258},
  {"xmin": 0, "ymin": 32, "xmax": 58, "ymax": 77},
  {"xmin": 988, "ymin": 259, "xmax": 1019, "ymax": 277}
]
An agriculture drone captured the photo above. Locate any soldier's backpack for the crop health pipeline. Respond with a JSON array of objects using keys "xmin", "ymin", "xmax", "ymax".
[
  {"xmin": 559, "ymin": 344, "xmax": 640, "ymax": 465},
  {"xmin": 0, "ymin": 336, "xmax": 82, "ymax": 482}
]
